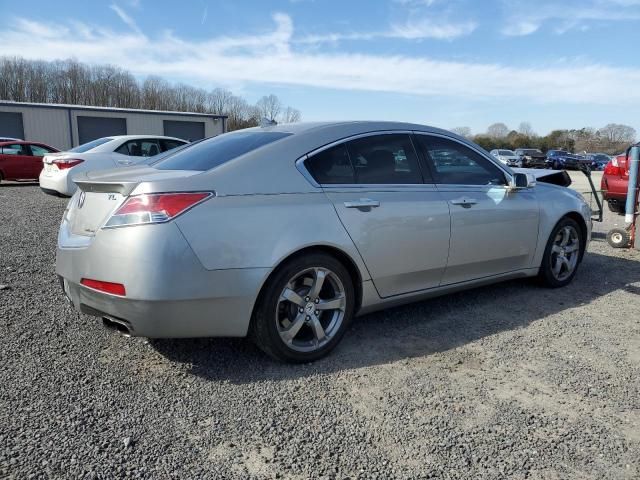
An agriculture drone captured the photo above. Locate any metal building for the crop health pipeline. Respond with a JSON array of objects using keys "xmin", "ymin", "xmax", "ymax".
[{"xmin": 0, "ymin": 101, "xmax": 227, "ymax": 150}]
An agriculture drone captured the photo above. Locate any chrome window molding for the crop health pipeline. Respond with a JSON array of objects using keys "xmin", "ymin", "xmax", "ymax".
[{"xmin": 294, "ymin": 128, "xmax": 514, "ymax": 189}]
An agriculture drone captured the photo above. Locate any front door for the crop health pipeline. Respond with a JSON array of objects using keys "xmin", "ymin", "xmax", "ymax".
[
  {"xmin": 0, "ymin": 143, "xmax": 31, "ymax": 179},
  {"xmin": 414, "ymin": 134, "xmax": 540, "ymax": 285},
  {"xmin": 305, "ymin": 133, "xmax": 451, "ymax": 298}
]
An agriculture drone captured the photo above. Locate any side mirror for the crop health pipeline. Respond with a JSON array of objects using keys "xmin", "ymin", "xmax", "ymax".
[{"xmin": 509, "ymin": 172, "xmax": 535, "ymax": 190}]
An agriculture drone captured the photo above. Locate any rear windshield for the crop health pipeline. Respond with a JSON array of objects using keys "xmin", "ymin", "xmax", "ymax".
[
  {"xmin": 520, "ymin": 149, "xmax": 542, "ymax": 154},
  {"xmin": 154, "ymin": 131, "xmax": 291, "ymax": 171},
  {"xmin": 68, "ymin": 137, "xmax": 113, "ymax": 153}
]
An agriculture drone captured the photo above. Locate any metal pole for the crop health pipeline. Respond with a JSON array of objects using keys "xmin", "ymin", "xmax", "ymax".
[{"xmin": 625, "ymin": 146, "xmax": 639, "ymax": 225}]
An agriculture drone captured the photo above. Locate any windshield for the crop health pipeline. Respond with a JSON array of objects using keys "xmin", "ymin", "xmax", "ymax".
[
  {"xmin": 154, "ymin": 131, "xmax": 292, "ymax": 171},
  {"xmin": 499, "ymin": 150, "xmax": 515, "ymax": 155},
  {"xmin": 521, "ymin": 149, "xmax": 542, "ymax": 155},
  {"xmin": 68, "ymin": 137, "xmax": 113, "ymax": 153}
]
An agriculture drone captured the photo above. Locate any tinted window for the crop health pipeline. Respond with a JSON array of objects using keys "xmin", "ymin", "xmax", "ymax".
[
  {"xmin": 347, "ymin": 134, "xmax": 422, "ymax": 184},
  {"xmin": 1, "ymin": 144, "xmax": 27, "ymax": 155},
  {"xmin": 499, "ymin": 150, "xmax": 515, "ymax": 155},
  {"xmin": 155, "ymin": 131, "xmax": 291, "ymax": 171},
  {"xmin": 68, "ymin": 137, "xmax": 113, "ymax": 153},
  {"xmin": 416, "ymin": 136, "xmax": 506, "ymax": 186},
  {"xmin": 306, "ymin": 144, "xmax": 355, "ymax": 184},
  {"xmin": 29, "ymin": 145, "xmax": 55, "ymax": 156},
  {"xmin": 116, "ymin": 140, "xmax": 161, "ymax": 157},
  {"xmin": 160, "ymin": 139, "xmax": 187, "ymax": 152}
]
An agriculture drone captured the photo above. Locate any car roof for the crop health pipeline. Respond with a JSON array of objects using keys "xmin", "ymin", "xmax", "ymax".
[
  {"xmin": 0, "ymin": 140, "xmax": 55, "ymax": 147},
  {"xmin": 105, "ymin": 135, "xmax": 187, "ymax": 141}
]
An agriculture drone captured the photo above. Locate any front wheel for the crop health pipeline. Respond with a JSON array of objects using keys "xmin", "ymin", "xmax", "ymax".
[
  {"xmin": 538, "ymin": 217, "xmax": 584, "ymax": 288},
  {"xmin": 250, "ymin": 253, "xmax": 355, "ymax": 363}
]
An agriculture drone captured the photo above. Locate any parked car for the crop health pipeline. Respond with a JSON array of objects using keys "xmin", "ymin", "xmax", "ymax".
[
  {"xmin": 0, "ymin": 141, "xmax": 59, "ymax": 182},
  {"xmin": 39, "ymin": 135, "xmax": 188, "ymax": 196},
  {"xmin": 514, "ymin": 148, "xmax": 547, "ymax": 168},
  {"xmin": 584, "ymin": 153, "xmax": 611, "ymax": 171},
  {"xmin": 489, "ymin": 149, "xmax": 520, "ymax": 166},
  {"xmin": 545, "ymin": 150, "xmax": 586, "ymax": 170},
  {"xmin": 56, "ymin": 122, "xmax": 591, "ymax": 362},
  {"xmin": 601, "ymin": 154, "xmax": 630, "ymax": 214}
]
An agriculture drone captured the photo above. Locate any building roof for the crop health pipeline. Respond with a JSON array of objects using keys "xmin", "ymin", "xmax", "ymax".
[{"xmin": 0, "ymin": 101, "xmax": 227, "ymax": 119}]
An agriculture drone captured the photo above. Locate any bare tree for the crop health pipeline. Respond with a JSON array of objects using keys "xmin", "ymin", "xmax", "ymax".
[
  {"xmin": 256, "ymin": 94, "xmax": 282, "ymax": 122},
  {"xmin": 451, "ymin": 126, "xmax": 472, "ymax": 138},
  {"xmin": 0, "ymin": 56, "xmax": 301, "ymax": 131},
  {"xmin": 598, "ymin": 124, "xmax": 636, "ymax": 144},
  {"xmin": 281, "ymin": 106, "xmax": 301, "ymax": 123},
  {"xmin": 518, "ymin": 122, "xmax": 534, "ymax": 137},
  {"xmin": 487, "ymin": 122, "xmax": 509, "ymax": 139}
]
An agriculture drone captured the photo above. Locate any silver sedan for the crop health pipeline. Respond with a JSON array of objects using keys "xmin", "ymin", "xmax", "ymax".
[{"xmin": 56, "ymin": 122, "xmax": 591, "ymax": 362}]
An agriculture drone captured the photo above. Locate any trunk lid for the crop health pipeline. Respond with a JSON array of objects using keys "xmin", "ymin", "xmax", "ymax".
[{"xmin": 67, "ymin": 167, "xmax": 200, "ymax": 236}]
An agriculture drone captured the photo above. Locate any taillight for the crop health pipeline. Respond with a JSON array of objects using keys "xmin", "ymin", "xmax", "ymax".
[
  {"xmin": 81, "ymin": 278, "xmax": 126, "ymax": 296},
  {"xmin": 104, "ymin": 192, "xmax": 212, "ymax": 228},
  {"xmin": 603, "ymin": 161, "xmax": 620, "ymax": 176},
  {"xmin": 53, "ymin": 158, "xmax": 84, "ymax": 169}
]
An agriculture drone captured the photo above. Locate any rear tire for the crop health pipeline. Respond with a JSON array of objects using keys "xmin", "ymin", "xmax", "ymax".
[
  {"xmin": 606, "ymin": 200, "xmax": 625, "ymax": 215},
  {"xmin": 538, "ymin": 217, "xmax": 584, "ymax": 288},
  {"xmin": 250, "ymin": 253, "xmax": 355, "ymax": 363},
  {"xmin": 606, "ymin": 228, "xmax": 630, "ymax": 248}
]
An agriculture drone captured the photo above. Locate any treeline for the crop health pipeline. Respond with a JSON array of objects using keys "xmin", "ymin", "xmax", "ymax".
[
  {"xmin": 452, "ymin": 122, "xmax": 636, "ymax": 155},
  {"xmin": 0, "ymin": 57, "xmax": 301, "ymax": 131}
]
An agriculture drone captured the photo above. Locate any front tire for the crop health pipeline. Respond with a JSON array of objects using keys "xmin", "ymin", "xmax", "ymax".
[
  {"xmin": 251, "ymin": 253, "xmax": 355, "ymax": 363},
  {"xmin": 538, "ymin": 217, "xmax": 584, "ymax": 288}
]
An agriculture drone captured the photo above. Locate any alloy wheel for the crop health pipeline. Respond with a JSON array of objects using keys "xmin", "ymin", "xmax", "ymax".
[
  {"xmin": 550, "ymin": 225, "xmax": 580, "ymax": 281},
  {"xmin": 275, "ymin": 267, "xmax": 346, "ymax": 353}
]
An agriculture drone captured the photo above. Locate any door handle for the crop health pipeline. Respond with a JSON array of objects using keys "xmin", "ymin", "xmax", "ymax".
[
  {"xmin": 344, "ymin": 198, "xmax": 380, "ymax": 209},
  {"xmin": 450, "ymin": 197, "xmax": 477, "ymax": 208}
]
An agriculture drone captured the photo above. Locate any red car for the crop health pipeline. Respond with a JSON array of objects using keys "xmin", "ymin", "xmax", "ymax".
[
  {"xmin": 601, "ymin": 153, "xmax": 639, "ymax": 214},
  {"xmin": 0, "ymin": 141, "xmax": 59, "ymax": 182}
]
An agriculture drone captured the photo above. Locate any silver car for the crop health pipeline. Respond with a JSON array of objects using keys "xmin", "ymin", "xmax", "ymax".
[{"xmin": 56, "ymin": 122, "xmax": 591, "ymax": 362}]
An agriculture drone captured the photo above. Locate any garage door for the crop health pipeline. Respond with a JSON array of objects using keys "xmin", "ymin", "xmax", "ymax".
[
  {"xmin": 0, "ymin": 112, "xmax": 25, "ymax": 139},
  {"xmin": 77, "ymin": 116, "xmax": 127, "ymax": 144},
  {"xmin": 163, "ymin": 120, "xmax": 205, "ymax": 141}
]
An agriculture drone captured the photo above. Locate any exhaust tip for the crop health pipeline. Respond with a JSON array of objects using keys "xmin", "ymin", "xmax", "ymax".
[{"xmin": 102, "ymin": 316, "xmax": 132, "ymax": 337}]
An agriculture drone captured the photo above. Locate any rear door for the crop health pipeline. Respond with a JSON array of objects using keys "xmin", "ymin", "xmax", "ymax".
[
  {"xmin": 414, "ymin": 134, "xmax": 539, "ymax": 285},
  {"xmin": 26, "ymin": 144, "xmax": 56, "ymax": 178},
  {"xmin": 305, "ymin": 133, "xmax": 451, "ymax": 298}
]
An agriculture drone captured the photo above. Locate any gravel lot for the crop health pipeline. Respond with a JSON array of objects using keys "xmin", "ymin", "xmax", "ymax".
[{"xmin": 1, "ymin": 176, "xmax": 639, "ymax": 479}]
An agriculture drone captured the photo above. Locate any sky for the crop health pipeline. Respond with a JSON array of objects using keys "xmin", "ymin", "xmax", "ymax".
[{"xmin": 0, "ymin": 0, "xmax": 638, "ymax": 136}]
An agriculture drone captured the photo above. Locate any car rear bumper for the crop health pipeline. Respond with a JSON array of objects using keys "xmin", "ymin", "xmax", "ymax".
[
  {"xmin": 56, "ymin": 220, "xmax": 270, "ymax": 338},
  {"xmin": 39, "ymin": 169, "xmax": 74, "ymax": 196},
  {"xmin": 601, "ymin": 176, "xmax": 628, "ymax": 201}
]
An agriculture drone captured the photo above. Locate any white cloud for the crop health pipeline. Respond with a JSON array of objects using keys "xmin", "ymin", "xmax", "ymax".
[
  {"xmin": 501, "ymin": 0, "xmax": 640, "ymax": 36},
  {"xmin": 1, "ymin": 13, "xmax": 639, "ymax": 106},
  {"xmin": 389, "ymin": 17, "xmax": 477, "ymax": 39},
  {"xmin": 109, "ymin": 4, "xmax": 142, "ymax": 35}
]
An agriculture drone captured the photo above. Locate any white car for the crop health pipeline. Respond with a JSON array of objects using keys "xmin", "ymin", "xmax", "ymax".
[
  {"xmin": 490, "ymin": 149, "xmax": 521, "ymax": 167},
  {"xmin": 40, "ymin": 135, "xmax": 188, "ymax": 196}
]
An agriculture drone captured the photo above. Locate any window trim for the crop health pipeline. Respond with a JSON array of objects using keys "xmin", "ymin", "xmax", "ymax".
[
  {"xmin": 297, "ymin": 130, "xmax": 432, "ymax": 188},
  {"xmin": 412, "ymin": 131, "xmax": 512, "ymax": 188}
]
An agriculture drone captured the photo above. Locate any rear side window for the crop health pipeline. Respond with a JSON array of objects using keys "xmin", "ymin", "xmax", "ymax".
[
  {"xmin": 415, "ymin": 135, "xmax": 506, "ymax": 186},
  {"xmin": 116, "ymin": 140, "xmax": 161, "ymax": 157},
  {"xmin": 346, "ymin": 134, "xmax": 423, "ymax": 184},
  {"xmin": 29, "ymin": 145, "xmax": 56, "ymax": 156},
  {"xmin": 155, "ymin": 132, "xmax": 291, "ymax": 171},
  {"xmin": 306, "ymin": 144, "xmax": 355, "ymax": 184}
]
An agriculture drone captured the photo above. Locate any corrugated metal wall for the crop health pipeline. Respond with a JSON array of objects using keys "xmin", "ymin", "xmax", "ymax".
[{"xmin": 0, "ymin": 103, "xmax": 225, "ymax": 151}]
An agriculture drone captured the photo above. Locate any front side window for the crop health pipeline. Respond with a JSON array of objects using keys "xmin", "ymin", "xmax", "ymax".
[
  {"xmin": 155, "ymin": 131, "xmax": 291, "ymax": 171},
  {"xmin": 415, "ymin": 135, "xmax": 506, "ymax": 186},
  {"xmin": 160, "ymin": 139, "xmax": 187, "ymax": 152},
  {"xmin": 1, "ymin": 144, "xmax": 27, "ymax": 155}
]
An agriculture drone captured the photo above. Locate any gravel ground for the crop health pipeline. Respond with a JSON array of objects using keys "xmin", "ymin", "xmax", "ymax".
[{"xmin": 1, "ymin": 180, "xmax": 639, "ymax": 479}]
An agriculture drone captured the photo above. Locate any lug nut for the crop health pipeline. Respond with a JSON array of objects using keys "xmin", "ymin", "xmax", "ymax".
[
  {"xmin": 306, "ymin": 316, "xmax": 310, "ymax": 320},
  {"xmin": 299, "ymin": 308, "xmax": 304, "ymax": 313},
  {"xmin": 305, "ymin": 296, "xmax": 310, "ymax": 302},
  {"xmin": 314, "ymin": 298, "xmax": 319, "ymax": 304},
  {"xmin": 315, "ymin": 310, "xmax": 319, "ymax": 315}
]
